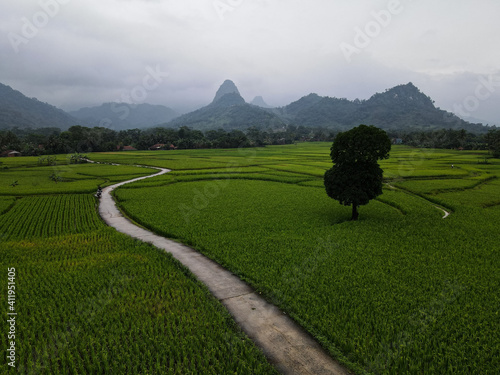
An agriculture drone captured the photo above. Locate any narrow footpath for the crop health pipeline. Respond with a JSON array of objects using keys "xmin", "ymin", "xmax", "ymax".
[
  {"xmin": 385, "ymin": 183, "xmax": 451, "ymax": 219},
  {"xmin": 99, "ymin": 167, "xmax": 350, "ymax": 375}
]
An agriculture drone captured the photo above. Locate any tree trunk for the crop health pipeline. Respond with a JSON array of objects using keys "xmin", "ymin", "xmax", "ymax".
[{"xmin": 351, "ymin": 204, "xmax": 359, "ymax": 221}]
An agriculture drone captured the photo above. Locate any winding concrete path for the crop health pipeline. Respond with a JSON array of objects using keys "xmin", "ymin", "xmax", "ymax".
[
  {"xmin": 98, "ymin": 167, "xmax": 350, "ymax": 375},
  {"xmin": 434, "ymin": 206, "xmax": 451, "ymax": 219}
]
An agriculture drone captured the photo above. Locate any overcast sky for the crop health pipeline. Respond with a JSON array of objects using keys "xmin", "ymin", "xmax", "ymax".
[{"xmin": 1, "ymin": 0, "xmax": 499, "ymax": 125}]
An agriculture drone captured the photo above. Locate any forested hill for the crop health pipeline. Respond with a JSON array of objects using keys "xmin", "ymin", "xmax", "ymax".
[
  {"xmin": 275, "ymin": 83, "xmax": 490, "ymax": 133},
  {"xmin": 0, "ymin": 83, "xmax": 78, "ymax": 130},
  {"xmin": 164, "ymin": 80, "xmax": 286, "ymax": 131},
  {"xmin": 0, "ymin": 80, "xmax": 492, "ymax": 134},
  {"xmin": 165, "ymin": 98, "xmax": 286, "ymax": 131}
]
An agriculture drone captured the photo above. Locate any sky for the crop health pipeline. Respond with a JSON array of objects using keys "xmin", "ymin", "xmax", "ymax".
[{"xmin": 1, "ymin": 0, "xmax": 500, "ymax": 125}]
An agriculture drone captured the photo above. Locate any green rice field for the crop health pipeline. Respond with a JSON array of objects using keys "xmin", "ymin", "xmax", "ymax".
[
  {"xmin": 112, "ymin": 144, "xmax": 500, "ymax": 374},
  {"xmin": 1, "ymin": 144, "xmax": 499, "ymax": 374},
  {"xmin": 0, "ymin": 159, "xmax": 278, "ymax": 374}
]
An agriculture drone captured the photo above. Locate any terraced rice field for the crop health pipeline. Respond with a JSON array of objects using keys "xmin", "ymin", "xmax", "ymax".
[
  {"xmin": 1, "ymin": 144, "xmax": 498, "ymax": 374},
  {"xmin": 0, "ymin": 159, "xmax": 278, "ymax": 374},
  {"xmin": 111, "ymin": 144, "xmax": 500, "ymax": 374}
]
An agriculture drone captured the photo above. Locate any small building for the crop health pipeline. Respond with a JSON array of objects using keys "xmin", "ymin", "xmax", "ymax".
[
  {"xmin": 149, "ymin": 143, "xmax": 166, "ymax": 151},
  {"xmin": 1, "ymin": 150, "xmax": 21, "ymax": 157},
  {"xmin": 116, "ymin": 145, "xmax": 137, "ymax": 151},
  {"xmin": 392, "ymin": 138, "xmax": 403, "ymax": 145}
]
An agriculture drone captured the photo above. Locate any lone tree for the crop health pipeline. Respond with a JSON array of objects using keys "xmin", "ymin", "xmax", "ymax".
[{"xmin": 324, "ymin": 125, "xmax": 391, "ymax": 221}]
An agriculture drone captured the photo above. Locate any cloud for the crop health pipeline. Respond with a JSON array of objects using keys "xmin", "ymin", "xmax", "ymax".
[{"xmin": 0, "ymin": 0, "xmax": 499, "ymax": 124}]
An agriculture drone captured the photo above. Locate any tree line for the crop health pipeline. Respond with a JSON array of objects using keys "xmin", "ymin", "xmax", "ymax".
[
  {"xmin": 0, "ymin": 125, "xmax": 335, "ymax": 155},
  {"xmin": 1, "ymin": 125, "xmax": 499, "ymax": 157}
]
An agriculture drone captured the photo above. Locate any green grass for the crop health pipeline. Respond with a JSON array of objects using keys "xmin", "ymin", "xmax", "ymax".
[
  {"xmin": 0, "ymin": 197, "xmax": 15, "ymax": 215},
  {"xmin": 393, "ymin": 176, "xmax": 495, "ymax": 194},
  {"xmin": 0, "ymin": 230, "xmax": 278, "ymax": 374},
  {"xmin": 1, "ymin": 156, "xmax": 66, "ymax": 168},
  {"xmin": 113, "ymin": 145, "xmax": 500, "ymax": 374},
  {"xmin": 0, "ymin": 167, "xmax": 100, "ymax": 195},
  {"xmin": 0, "ymin": 156, "xmax": 278, "ymax": 374},
  {"xmin": 2, "ymin": 145, "xmax": 499, "ymax": 374},
  {"xmin": 265, "ymin": 163, "xmax": 328, "ymax": 177},
  {"xmin": 0, "ymin": 195, "xmax": 102, "ymax": 241},
  {"xmin": 437, "ymin": 177, "xmax": 500, "ymax": 208},
  {"xmin": 89, "ymin": 151, "xmax": 231, "ymax": 170},
  {"xmin": 0, "ymin": 163, "xmax": 154, "ymax": 195}
]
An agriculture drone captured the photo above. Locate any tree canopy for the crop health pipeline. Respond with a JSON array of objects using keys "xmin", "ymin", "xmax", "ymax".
[
  {"xmin": 331, "ymin": 124, "xmax": 391, "ymax": 164},
  {"xmin": 485, "ymin": 129, "xmax": 500, "ymax": 158},
  {"xmin": 324, "ymin": 125, "xmax": 391, "ymax": 220}
]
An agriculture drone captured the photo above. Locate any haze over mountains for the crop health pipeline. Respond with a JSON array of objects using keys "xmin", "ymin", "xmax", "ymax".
[
  {"xmin": 164, "ymin": 80, "xmax": 491, "ymax": 133},
  {"xmin": 69, "ymin": 103, "xmax": 178, "ymax": 130},
  {"xmin": 274, "ymin": 83, "xmax": 489, "ymax": 133},
  {"xmin": 164, "ymin": 80, "xmax": 285, "ymax": 131},
  {"xmin": 0, "ymin": 80, "xmax": 495, "ymax": 134},
  {"xmin": 251, "ymin": 96, "xmax": 272, "ymax": 109},
  {"xmin": 0, "ymin": 83, "xmax": 76, "ymax": 130}
]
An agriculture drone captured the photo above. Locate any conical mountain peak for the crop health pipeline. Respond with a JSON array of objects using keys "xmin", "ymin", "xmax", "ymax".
[{"xmin": 212, "ymin": 80, "xmax": 242, "ymax": 104}]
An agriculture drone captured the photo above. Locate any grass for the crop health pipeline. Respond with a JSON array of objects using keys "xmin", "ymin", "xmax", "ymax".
[
  {"xmin": 0, "ymin": 163, "xmax": 154, "ymax": 195},
  {"xmin": 0, "ymin": 195, "xmax": 102, "ymax": 241},
  {"xmin": 0, "ymin": 230, "xmax": 278, "ymax": 374},
  {"xmin": 0, "ymin": 158, "xmax": 278, "ymax": 374},
  {"xmin": 0, "ymin": 197, "xmax": 16, "ymax": 215},
  {"xmin": 2, "ymin": 144, "xmax": 499, "ymax": 374},
  {"xmin": 112, "ymin": 144, "xmax": 500, "ymax": 374}
]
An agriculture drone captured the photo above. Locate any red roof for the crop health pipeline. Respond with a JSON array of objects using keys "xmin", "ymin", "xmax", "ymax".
[{"xmin": 149, "ymin": 144, "xmax": 166, "ymax": 150}]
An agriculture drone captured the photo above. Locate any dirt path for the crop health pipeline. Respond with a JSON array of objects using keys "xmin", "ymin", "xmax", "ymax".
[
  {"xmin": 434, "ymin": 206, "xmax": 451, "ymax": 219},
  {"xmin": 386, "ymin": 183, "xmax": 451, "ymax": 219},
  {"xmin": 98, "ymin": 166, "xmax": 350, "ymax": 375}
]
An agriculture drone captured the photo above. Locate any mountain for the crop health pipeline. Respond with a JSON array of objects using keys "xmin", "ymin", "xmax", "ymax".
[
  {"xmin": 70, "ymin": 103, "xmax": 178, "ymax": 130},
  {"xmin": 251, "ymin": 96, "xmax": 272, "ymax": 108},
  {"xmin": 456, "ymin": 115, "xmax": 497, "ymax": 127},
  {"xmin": 212, "ymin": 80, "xmax": 241, "ymax": 103},
  {"xmin": 1, "ymin": 80, "xmax": 491, "ymax": 134},
  {"xmin": 274, "ymin": 93, "xmax": 323, "ymax": 120},
  {"xmin": 278, "ymin": 83, "xmax": 490, "ymax": 133},
  {"xmin": 211, "ymin": 92, "xmax": 246, "ymax": 108},
  {"xmin": 0, "ymin": 83, "xmax": 78, "ymax": 130},
  {"xmin": 165, "ymin": 80, "xmax": 286, "ymax": 131}
]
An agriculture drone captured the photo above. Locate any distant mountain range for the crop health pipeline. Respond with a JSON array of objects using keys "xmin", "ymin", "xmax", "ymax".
[
  {"xmin": 0, "ymin": 83, "xmax": 178, "ymax": 131},
  {"xmin": 165, "ymin": 81, "xmax": 491, "ymax": 133},
  {"xmin": 0, "ymin": 80, "xmax": 494, "ymax": 134},
  {"xmin": 0, "ymin": 83, "xmax": 77, "ymax": 130},
  {"xmin": 69, "ymin": 103, "xmax": 178, "ymax": 130},
  {"xmin": 164, "ymin": 80, "xmax": 285, "ymax": 130},
  {"xmin": 273, "ymin": 83, "xmax": 489, "ymax": 133}
]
